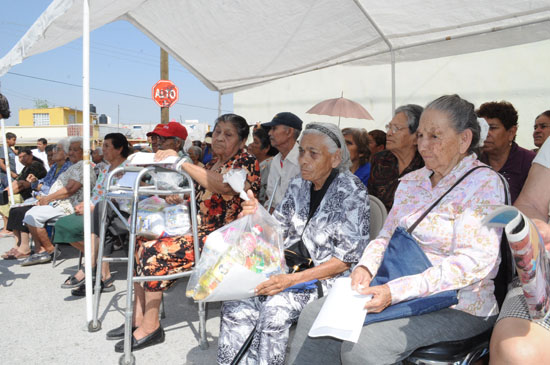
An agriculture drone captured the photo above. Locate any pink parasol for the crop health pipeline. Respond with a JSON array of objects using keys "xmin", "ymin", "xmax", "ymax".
[{"xmin": 306, "ymin": 93, "xmax": 373, "ymax": 126}]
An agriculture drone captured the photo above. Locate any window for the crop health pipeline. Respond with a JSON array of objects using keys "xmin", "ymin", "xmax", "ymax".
[{"xmin": 33, "ymin": 113, "xmax": 50, "ymax": 126}]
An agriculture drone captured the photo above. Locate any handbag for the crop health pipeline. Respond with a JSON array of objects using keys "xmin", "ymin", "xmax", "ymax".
[{"xmin": 364, "ymin": 166, "xmax": 500, "ymax": 325}]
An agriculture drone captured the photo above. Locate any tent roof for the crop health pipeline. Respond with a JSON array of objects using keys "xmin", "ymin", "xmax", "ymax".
[{"xmin": 1, "ymin": 0, "xmax": 549, "ymax": 93}]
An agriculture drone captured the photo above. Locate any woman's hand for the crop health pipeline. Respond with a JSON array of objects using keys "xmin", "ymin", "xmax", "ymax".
[
  {"xmin": 238, "ymin": 189, "xmax": 258, "ymax": 218},
  {"xmin": 350, "ymin": 265, "xmax": 372, "ymax": 292},
  {"xmin": 255, "ymin": 274, "xmax": 294, "ymax": 296},
  {"xmin": 362, "ymin": 284, "xmax": 392, "ymax": 313},
  {"xmin": 26, "ymin": 173, "xmax": 38, "ymax": 184},
  {"xmin": 38, "ymin": 196, "xmax": 50, "ymax": 206},
  {"xmin": 533, "ymin": 218, "xmax": 550, "ymax": 251},
  {"xmin": 154, "ymin": 149, "xmax": 178, "ymax": 161},
  {"xmin": 165, "ymin": 194, "xmax": 184, "ymax": 205}
]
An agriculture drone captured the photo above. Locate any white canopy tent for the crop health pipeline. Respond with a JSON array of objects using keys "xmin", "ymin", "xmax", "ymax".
[
  {"xmin": 1, "ymin": 0, "xmax": 549, "ymax": 327},
  {"xmin": 1, "ymin": 0, "xmax": 550, "ymax": 94}
]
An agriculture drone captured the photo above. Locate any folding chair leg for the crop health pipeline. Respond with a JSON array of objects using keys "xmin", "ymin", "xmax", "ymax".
[
  {"xmin": 52, "ymin": 243, "xmax": 58, "ymax": 267},
  {"xmin": 77, "ymin": 251, "xmax": 83, "ymax": 271}
]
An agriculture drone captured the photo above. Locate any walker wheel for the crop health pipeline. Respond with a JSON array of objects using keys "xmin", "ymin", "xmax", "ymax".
[
  {"xmin": 87, "ymin": 320, "xmax": 102, "ymax": 332},
  {"xmin": 119, "ymin": 354, "xmax": 136, "ymax": 365}
]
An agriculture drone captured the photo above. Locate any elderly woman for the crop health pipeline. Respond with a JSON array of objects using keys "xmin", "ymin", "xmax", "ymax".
[
  {"xmin": 106, "ymin": 114, "xmax": 260, "ymax": 352},
  {"xmin": 247, "ymin": 127, "xmax": 278, "ymax": 203},
  {"xmin": 367, "ymin": 104, "xmax": 425, "ymax": 211},
  {"xmin": 2, "ymin": 140, "xmax": 72, "ymax": 260},
  {"xmin": 53, "ymin": 133, "xmax": 131, "ymax": 295},
  {"xmin": 490, "ymin": 137, "xmax": 550, "ymax": 364},
  {"xmin": 217, "ymin": 122, "xmax": 371, "ymax": 365},
  {"xmin": 478, "ymin": 101, "xmax": 535, "ymax": 203},
  {"xmin": 342, "ymin": 128, "xmax": 371, "ymax": 186},
  {"xmin": 20, "ymin": 137, "xmax": 95, "ymax": 266},
  {"xmin": 187, "ymin": 145, "xmax": 204, "ymax": 167},
  {"xmin": 289, "ymin": 95, "xmax": 506, "ymax": 364}
]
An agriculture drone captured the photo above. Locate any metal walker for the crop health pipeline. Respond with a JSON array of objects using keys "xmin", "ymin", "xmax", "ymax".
[{"xmin": 87, "ymin": 164, "xmax": 207, "ymax": 365}]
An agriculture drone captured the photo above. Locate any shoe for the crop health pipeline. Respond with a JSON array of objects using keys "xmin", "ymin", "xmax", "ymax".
[
  {"xmin": 71, "ymin": 276, "xmax": 115, "ymax": 296},
  {"xmin": 20, "ymin": 251, "xmax": 52, "ymax": 266},
  {"xmin": 106, "ymin": 323, "xmax": 138, "ymax": 341},
  {"xmin": 4, "ymin": 250, "xmax": 31, "ymax": 260},
  {"xmin": 114, "ymin": 326, "xmax": 165, "ymax": 353}
]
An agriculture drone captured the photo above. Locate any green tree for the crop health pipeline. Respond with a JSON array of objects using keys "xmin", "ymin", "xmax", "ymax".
[{"xmin": 34, "ymin": 98, "xmax": 50, "ymax": 109}]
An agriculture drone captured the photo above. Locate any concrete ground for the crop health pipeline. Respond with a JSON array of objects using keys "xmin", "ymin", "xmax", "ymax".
[{"xmin": 0, "ymin": 235, "xmax": 221, "ymax": 365}]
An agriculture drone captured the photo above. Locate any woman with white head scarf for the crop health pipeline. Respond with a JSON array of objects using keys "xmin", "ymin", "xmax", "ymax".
[{"xmin": 217, "ymin": 122, "xmax": 371, "ymax": 365}]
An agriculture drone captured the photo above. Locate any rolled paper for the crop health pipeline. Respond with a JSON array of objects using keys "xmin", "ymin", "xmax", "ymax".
[{"xmin": 505, "ymin": 212, "xmax": 550, "ymax": 319}]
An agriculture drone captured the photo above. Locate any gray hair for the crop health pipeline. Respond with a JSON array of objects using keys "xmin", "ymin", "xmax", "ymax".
[
  {"xmin": 69, "ymin": 136, "xmax": 84, "ymax": 150},
  {"xmin": 301, "ymin": 122, "xmax": 351, "ymax": 172},
  {"xmin": 56, "ymin": 138, "xmax": 70, "ymax": 154},
  {"xmin": 94, "ymin": 146, "xmax": 103, "ymax": 155},
  {"xmin": 188, "ymin": 145, "xmax": 202, "ymax": 160},
  {"xmin": 424, "ymin": 94, "xmax": 480, "ymax": 154},
  {"xmin": 395, "ymin": 104, "xmax": 423, "ymax": 133}
]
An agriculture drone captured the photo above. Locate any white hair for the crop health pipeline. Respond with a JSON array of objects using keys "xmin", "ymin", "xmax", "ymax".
[
  {"xmin": 94, "ymin": 146, "xmax": 103, "ymax": 155},
  {"xmin": 56, "ymin": 138, "xmax": 70, "ymax": 154},
  {"xmin": 69, "ymin": 136, "xmax": 84, "ymax": 150},
  {"xmin": 301, "ymin": 122, "xmax": 351, "ymax": 172}
]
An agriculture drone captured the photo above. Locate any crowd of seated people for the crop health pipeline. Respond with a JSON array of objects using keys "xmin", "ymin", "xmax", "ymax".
[{"xmin": 1, "ymin": 87, "xmax": 548, "ymax": 364}]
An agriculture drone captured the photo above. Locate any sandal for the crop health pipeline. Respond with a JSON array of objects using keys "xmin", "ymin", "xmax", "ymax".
[
  {"xmin": 71, "ymin": 276, "xmax": 116, "ymax": 296},
  {"xmin": 2, "ymin": 247, "xmax": 18, "ymax": 259},
  {"xmin": 4, "ymin": 250, "xmax": 31, "ymax": 260},
  {"xmin": 61, "ymin": 274, "xmax": 86, "ymax": 289}
]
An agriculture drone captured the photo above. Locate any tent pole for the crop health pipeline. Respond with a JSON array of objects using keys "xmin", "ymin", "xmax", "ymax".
[
  {"xmin": 391, "ymin": 51, "xmax": 396, "ymax": 115},
  {"xmin": 218, "ymin": 92, "xmax": 222, "ymax": 117},
  {"xmin": 82, "ymin": 0, "xmax": 93, "ymax": 325},
  {"xmin": 1, "ymin": 119, "xmax": 15, "ymax": 205}
]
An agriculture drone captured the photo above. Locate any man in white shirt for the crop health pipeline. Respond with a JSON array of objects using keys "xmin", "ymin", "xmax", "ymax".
[
  {"xmin": 263, "ymin": 112, "xmax": 303, "ymax": 211},
  {"xmin": 32, "ymin": 138, "xmax": 50, "ymax": 171}
]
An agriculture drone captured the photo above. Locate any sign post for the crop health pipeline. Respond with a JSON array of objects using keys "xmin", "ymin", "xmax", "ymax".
[{"xmin": 152, "ymin": 80, "xmax": 179, "ymax": 109}]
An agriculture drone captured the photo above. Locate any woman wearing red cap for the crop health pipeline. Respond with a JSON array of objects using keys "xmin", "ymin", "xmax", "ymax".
[{"xmin": 107, "ymin": 114, "xmax": 261, "ymax": 352}]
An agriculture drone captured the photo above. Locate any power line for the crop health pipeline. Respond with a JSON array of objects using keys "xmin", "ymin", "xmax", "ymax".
[{"xmin": 6, "ymin": 71, "xmax": 230, "ymax": 112}]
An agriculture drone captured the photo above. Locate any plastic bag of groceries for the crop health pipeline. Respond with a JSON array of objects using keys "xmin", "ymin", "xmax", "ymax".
[
  {"xmin": 186, "ymin": 169, "xmax": 286, "ymax": 302},
  {"xmin": 134, "ymin": 196, "xmax": 191, "ymax": 239},
  {"xmin": 186, "ymin": 203, "xmax": 285, "ymax": 301}
]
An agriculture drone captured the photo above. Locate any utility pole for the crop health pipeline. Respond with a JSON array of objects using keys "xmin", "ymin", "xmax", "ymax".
[
  {"xmin": 160, "ymin": 48, "xmax": 169, "ymax": 124},
  {"xmin": 117, "ymin": 104, "xmax": 120, "ymax": 131}
]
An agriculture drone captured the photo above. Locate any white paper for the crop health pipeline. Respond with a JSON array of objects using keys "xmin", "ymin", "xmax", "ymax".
[
  {"xmin": 201, "ymin": 265, "xmax": 268, "ymax": 302},
  {"xmin": 222, "ymin": 168, "xmax": 249, "ymax": 200},
  {"xmin": 308, "ymin": 277, "xmax": 371, "ymax": 343},
  {"xmin": 128, "ymin": 151, "xmax": 178, "ymax": 165},
  {"xmin": 116, "ymin": 172, "xmax": 139, "ymax": 188}
]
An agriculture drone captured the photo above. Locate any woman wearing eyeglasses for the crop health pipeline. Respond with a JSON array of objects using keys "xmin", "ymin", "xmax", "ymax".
[{"xmin": 367, "ymin": 104, "xmax": 425, "ymax": 211}]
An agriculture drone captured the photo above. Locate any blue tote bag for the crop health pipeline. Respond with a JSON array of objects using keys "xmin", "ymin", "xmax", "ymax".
[{"xmin": 364, "ymin": 166, "xmax": 492, "ymax": 325}]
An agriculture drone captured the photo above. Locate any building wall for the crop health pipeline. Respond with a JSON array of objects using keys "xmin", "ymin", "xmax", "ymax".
[
  {"xmin": 19, "ymin": 107, "xmax": 87, "ymax": 126},
  {"xmin": 233, "ymin": 39, "xmax": 550, "ymax": 150}
]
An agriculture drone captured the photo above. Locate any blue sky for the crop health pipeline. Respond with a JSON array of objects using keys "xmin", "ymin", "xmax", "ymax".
[{"xmin": 0, "ymin": 0, "xmax": 233, "ymax": 127}]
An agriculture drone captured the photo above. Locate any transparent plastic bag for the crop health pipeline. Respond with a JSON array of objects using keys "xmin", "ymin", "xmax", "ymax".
[
  {"xmin": 186, "ymin": 203, "xmax": 286, "ymax": 301},
  {"xmin": 134, "ymin": 196, "xmax": 191, "ymax": 239}
]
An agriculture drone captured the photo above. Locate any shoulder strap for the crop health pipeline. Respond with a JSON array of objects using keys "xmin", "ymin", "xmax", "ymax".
[{"xmin": 407, "ymin": 166, "xmax": 490, "ymax": 234}]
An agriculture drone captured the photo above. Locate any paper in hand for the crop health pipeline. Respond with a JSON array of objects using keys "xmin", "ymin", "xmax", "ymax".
[
  {"xmin": 223, "ymin": 168, "xmax": 248, "ymax": 200},
  {"xmin": 308, "ymin": 277, "xmax": 371, "ymax": 343}
]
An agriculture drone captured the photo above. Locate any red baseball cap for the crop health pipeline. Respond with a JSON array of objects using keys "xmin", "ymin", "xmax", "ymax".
[{"xmin": 146, "ymin": 121, "xmax": 188, "ymax": 140}]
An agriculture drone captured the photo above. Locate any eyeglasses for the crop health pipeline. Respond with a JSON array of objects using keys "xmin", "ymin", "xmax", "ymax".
[
  {"xmin": 158, "ymin": 136, "xmax": 177, "ymax": 142},
  {"xmin": 385, "ymin": 123, "xmax": 408, "ymax": 134},
  {"xmin": 534, "ymin": 123, "xmax": 550, "ymax": 131}
]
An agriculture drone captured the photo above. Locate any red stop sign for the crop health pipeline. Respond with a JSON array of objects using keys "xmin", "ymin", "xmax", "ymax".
[{"xmin": 152, "ymin": 80, "xmax": 179, "ymax": 108}]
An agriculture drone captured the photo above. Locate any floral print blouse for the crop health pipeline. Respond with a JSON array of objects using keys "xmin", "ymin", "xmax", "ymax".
[
  {"xmin": 273, "ymin": 170, "xmax": 371, "ymax": 291},
  {"xmin": 91, "ymin": 159, "xmax": 130, "ymax": 212},
  {"xmin": 195, "ymin": 149, "xmax": 260, "ymax": 245},
  {"xmin": 358, "ymin": 154, "xmax": 506, "ymax": 317}
]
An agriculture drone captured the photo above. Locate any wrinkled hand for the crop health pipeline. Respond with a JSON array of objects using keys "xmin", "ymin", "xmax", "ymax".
[
  {"xmin": 533, "ymin": 218, "xmax": 550, "ymax": 251},
  {"xmin": 26, "ymin": 173, "xmax": 38, "ymax": 183},
  {"xmin": 165, "ymin": 194, "xmax": 184, "ymax": 205},
  {"xmin": 350, "ymin": 265, "xmax": 372, "ymax": 292},
  {"xmin": 238, "ymin": 190, "xmax": 258, "ymax": 218},
  {"xmin": 38, "ymin": 197, "xmax": 50, "ymax": 206},
  {"xmin": 361, "ymin": 284, "xmax": 392, "ymax": 313},
  {"xmin": 75, "ymin": 202, "xmax": 85, "ymax": 215},
  {"xmin": 255, "ymin": 274, "xmax": 294, "ymax": 296},
  {"xmin": 154, "ymin": 149, "xmax": 178, "ymax": 161}
]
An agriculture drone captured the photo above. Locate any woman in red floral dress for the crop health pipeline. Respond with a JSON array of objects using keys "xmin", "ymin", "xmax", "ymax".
[{"xmin": 109, "ymin": 114, "xmax": 260, "ymax": 352}]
